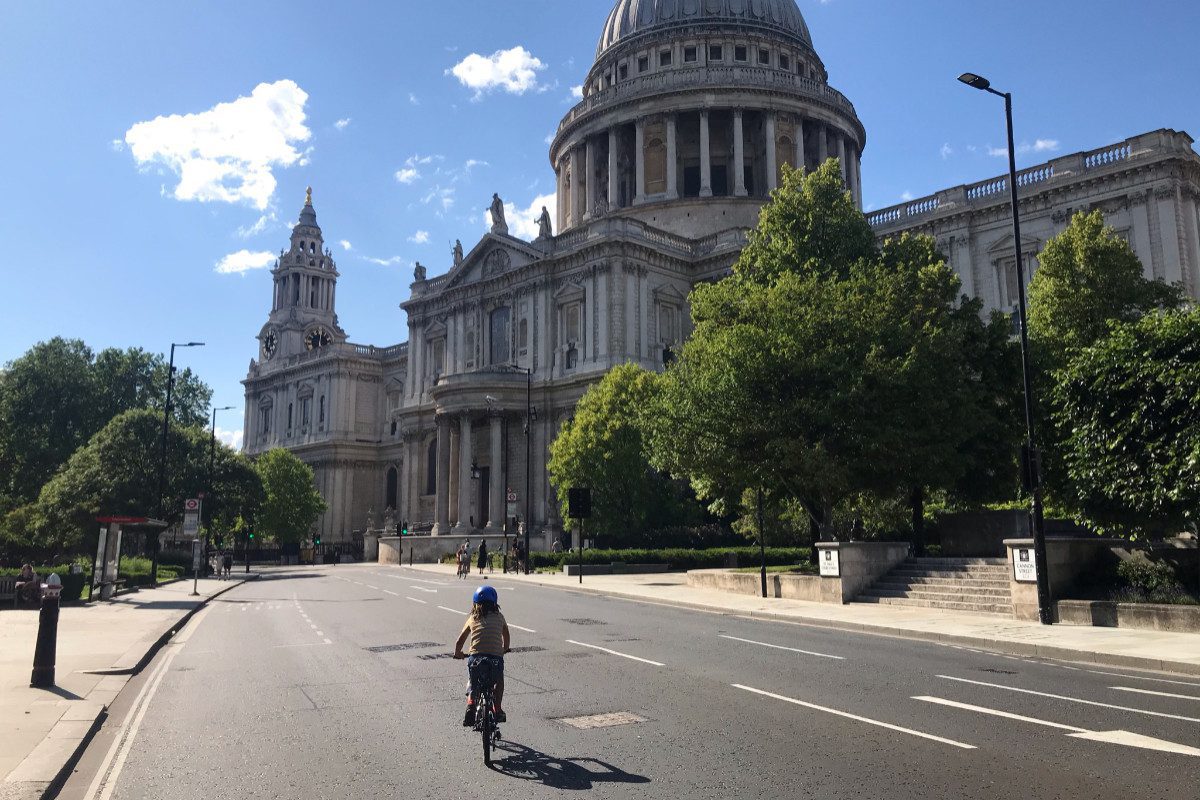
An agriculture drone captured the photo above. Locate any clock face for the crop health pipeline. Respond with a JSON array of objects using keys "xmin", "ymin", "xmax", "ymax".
[
  {"xmin": 305, "ymin": 327, "xmax": 332, "ymax": 351},
  {"xmin": 263, "ymin": 330, "xmax": 278, "ymax": 359}
]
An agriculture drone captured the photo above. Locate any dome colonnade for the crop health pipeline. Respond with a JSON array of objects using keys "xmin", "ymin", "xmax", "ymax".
[{"xmin": 549, "ymin": 0, "xmax": 866, "ymax": 234}]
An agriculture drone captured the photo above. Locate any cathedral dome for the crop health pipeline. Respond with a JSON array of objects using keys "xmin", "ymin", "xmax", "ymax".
[{"xmin": 597, "ymin": 0, "xmax": 812, "ymax": 58}]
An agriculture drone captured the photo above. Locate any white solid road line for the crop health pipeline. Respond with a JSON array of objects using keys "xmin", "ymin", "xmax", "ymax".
[
  {"xmin": 916, "ymin": 696, "xmax": 1200, "ymax": 757},
  {"xmin": 438, "ymin": 605, "xmax": 469, "ymax": 615},
  {"xmin": 410, "ymin": 586, "xmax": 438, "ymax": 593},
  {"xmin": 1086, "ymin": 669, "xmax": 1200, "ymax": 688},
  {"xmin": 566, "ymin": 640, "xmax": 665, "ymax": 666},
  {"xmin": 734, "ymin": 684, "xmax": 975, "ymax": 750},
  {"xmin": 273, "ymin": 642, "xmax": 332, "ymax": 648},
  {"xmin": 937, "ymin": 675, "xmax": 1200, "ymax": 723},
  {"xmin": 406, "ymin": 596, "xmax": 428, "ymax": 604},
  {"xmin": 509, "ymin": 623, "xmax": 537, "ymax": 633},
  {"xmin": 719, "ymin": 634, "xmax": 844, "ymax": 660},
  {"xmin": 1112, "ymin": 686, "xmax": 1200, "ymax": 701},
  {"xmin": 383, "ymin": 589, "xmax": 399, "ymax": 596}
]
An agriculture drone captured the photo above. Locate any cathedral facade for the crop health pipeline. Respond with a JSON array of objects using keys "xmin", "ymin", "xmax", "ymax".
[{"xmin": 242, "ymin": 0, "xmax": 1200, "ymax": 546}]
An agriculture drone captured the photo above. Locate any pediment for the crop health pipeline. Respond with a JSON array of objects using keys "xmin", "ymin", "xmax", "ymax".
[
  {"xmin": 653, "ymin": 283, "xmax": 686, "ymax": 304},
  {"xmin": 440, "ymin": 233, "xmax": 544, "ymax": 290},
  {"xmin": 424, "ymin": 320, "xmax": 447, "ymax": 339},
  {"xmin": 553, "ymin": 280, "xmax": 586, "ymax": 303},
  {"xmin": 986, "ymin": 232, "xmax": 1042, "ymax": 256}
]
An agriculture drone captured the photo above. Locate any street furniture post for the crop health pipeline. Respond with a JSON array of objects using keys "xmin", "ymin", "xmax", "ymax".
[{"xmin": 30, "ymin": 574, "xmax": 63, "ymax": 688}]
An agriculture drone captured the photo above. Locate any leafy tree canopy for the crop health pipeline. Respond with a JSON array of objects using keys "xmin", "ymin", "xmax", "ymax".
[
  {"xmin": 1054, "ymin": 308, "xmax": 1200, "ymax": 538},
  {"xmin": 0, "ymin": 338, "xmax": 212, "ymax": 513},
  {"xmin": 548, "ymin": 363, "xmax": 701, "ymax": 546},
  {"xmin": 254, "ymin": 448, "xmax": 327, "ymax": 544}
]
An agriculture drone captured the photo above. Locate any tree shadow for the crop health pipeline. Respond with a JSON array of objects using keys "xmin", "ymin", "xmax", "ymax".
[{"xmin": 488, "ymin": 740, "xmax": 651, "ymax": 789}]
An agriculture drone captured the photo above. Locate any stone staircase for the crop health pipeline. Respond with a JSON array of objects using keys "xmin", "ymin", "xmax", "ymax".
[{"xmin": 854, "ymin": 557, "xmax": 1014, "ymax": 617}]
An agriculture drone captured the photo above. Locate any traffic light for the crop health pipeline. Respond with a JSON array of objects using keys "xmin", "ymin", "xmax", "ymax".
[
  {"xmin": 401, "ymin": 520, "xmax": 408, "ymax": 536},
  {"xmin": 248, "ymin": 531, "xmax": 255, "ymax": 541},
  {"xmin": 314, "ymin": 533, "xmax": 322, "ymax": 546}
]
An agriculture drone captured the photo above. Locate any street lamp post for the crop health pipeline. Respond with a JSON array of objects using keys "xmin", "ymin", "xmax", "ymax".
[
  {"xmin": 507, "ymin": 366, "xmax": 537, "ymax": 574},
  {"xmin": 197, "ymin": 405, "xmax": 235, "ymax": 595},
  {"xmin": 958, "ymin": 72, "xmax": 1052, "ymax": 624},
  {"xmin": 155, "ymin": 341, "xmax": 204, "ymax": 589}
]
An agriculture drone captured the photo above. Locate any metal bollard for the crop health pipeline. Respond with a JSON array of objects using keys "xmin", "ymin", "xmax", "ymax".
[{"xmin": 30, "ymin": 574, "xmax": 63, "ymax": 688}]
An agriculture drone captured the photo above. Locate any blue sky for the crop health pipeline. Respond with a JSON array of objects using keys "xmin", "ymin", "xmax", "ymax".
[{"xmin": 2, "ymin": 0, "xmax": 1197, "ymax": 448}]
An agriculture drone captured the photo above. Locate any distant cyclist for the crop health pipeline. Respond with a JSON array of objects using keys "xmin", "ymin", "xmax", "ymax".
[{"xmin": 453, "ymin": 585, "xmax": 510, "ymax": 725}]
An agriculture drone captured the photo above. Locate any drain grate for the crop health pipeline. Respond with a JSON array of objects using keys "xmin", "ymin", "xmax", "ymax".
[
  {"xmin": 366, "ymin": 642, "xmax": 440, "ymax": 653},
  {"xmin": 561, "ymin": 618, "xmax": 607, "ymax": 626},
  {"xmin": 417, "ymin": 652, "xmax": 456, "ymax": 661},
  {"xmin": 508, "ymin": 646, "xmax": 547, "ymax": 653},
  {"xmin": 557, "ymin": 712, "xmax": 646, "ymax": 729}
]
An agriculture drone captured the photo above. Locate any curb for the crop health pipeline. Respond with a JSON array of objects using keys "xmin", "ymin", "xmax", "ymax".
[{"xmin": 402, "ymin": 565, "xmax": 1200, "ymax": 678}]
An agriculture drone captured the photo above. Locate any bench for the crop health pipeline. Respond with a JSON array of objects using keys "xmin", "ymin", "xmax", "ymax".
[{"xmin": 0, "ymin": 576, "xmax": 15, "ymax": 607}]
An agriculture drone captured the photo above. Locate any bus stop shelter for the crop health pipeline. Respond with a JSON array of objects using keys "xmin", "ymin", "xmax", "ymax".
[{"xmin": 93, "ymin": 516, "xmax": 167, "ymax": 601}]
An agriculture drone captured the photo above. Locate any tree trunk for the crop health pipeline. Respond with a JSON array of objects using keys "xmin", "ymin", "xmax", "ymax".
[{"xmin": 910, "ymin": 486, "xmax": 926, "ymax": 557}]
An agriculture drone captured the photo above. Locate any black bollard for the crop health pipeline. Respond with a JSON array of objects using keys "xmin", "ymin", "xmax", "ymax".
[{"xmin": 30, "ymin": 575, "xmax": 62, "ymax": 688}]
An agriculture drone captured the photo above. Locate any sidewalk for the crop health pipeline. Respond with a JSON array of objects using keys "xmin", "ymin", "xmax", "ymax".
[
  {"xmin": 402, "ymin": 563, "xmax": 1200, "ymax": 676},
  {"xmin": 0, "ymin": 575, "xmax": 254, "ymax": 800}
]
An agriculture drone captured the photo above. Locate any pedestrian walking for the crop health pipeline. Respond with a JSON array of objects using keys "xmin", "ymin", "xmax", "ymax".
[{"xmin": 222, "ymin": 550, "xmax": 233, "ymax": 579}]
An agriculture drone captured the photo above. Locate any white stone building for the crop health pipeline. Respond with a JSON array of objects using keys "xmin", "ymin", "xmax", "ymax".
[{"xmin": 242, "ymin": 0, "xmax": 1200, "ymax": 546}]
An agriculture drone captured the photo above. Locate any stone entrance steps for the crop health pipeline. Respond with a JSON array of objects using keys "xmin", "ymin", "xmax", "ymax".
[{"xmin": 855, "ymin": 557, "xmax": 1014, "ymax": 617}]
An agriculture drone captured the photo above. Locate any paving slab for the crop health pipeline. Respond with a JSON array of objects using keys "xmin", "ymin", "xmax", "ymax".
[
  {"xmin": 0, "ymin": 575, "xmax": 255, "ymax": 799},
  {"xmin": 399, "ymin": 562, "xmax": 1200, "ymax": 676}
]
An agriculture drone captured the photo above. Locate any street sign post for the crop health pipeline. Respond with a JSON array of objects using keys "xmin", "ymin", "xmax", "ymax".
[
  {"xmin": 191, "ymin": 539, "xmax": 203, "ymax": 595},
  {"xmin": 568, "ymin": 487, "xmax": 591, "ymax": 585}
]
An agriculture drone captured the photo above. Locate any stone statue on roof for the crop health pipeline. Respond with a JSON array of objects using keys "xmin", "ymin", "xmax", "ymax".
[
  {"xmin": 414, "ymin": 261, "xmax": 427, "ymax": 282},
  {"xmin": 453, "ymin": 239, "xmax": 464, "ymax": 267},
  {"xmin": 489, "ymin": 193, "xmax": 508, "ymax": 234},
  {"xmin": 536, "ymin": 206, "xmax": 553, "ymax": 240}
]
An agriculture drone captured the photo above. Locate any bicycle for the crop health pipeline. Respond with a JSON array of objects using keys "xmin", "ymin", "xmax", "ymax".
[{"xmin": 455, "ymin": 653, "xmax": 505, "ymax": 766}]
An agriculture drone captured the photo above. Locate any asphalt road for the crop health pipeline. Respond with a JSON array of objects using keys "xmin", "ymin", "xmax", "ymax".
[{"xmin": 59, "ymin": 565, "xmax": 1200, "ymax": 799}]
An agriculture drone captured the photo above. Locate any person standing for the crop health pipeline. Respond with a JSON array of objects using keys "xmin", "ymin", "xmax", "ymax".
[{"xmin": 477, "ymin": 539, "xmax": 489, "ymax": 576}]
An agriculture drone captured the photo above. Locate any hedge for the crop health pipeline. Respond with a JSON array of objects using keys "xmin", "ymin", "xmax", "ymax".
[{"xmin": 528, "ymin": 547, "xmax": 811, "ymax": 571}]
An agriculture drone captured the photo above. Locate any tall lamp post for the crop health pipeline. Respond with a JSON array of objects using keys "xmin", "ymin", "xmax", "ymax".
[
  {"xmin": 204, "ymin": 405, "xmax": 235, "ymax": 586},
  {"xmin": 958, "ymin": 72, "xmax": 1052, "ymax": 624},
  {"xmin": 508, "ymin": 366, "xmax": 537, "ymax": 574},
  {"xmin": 155, "ymin": 341, "xmax": 204, "ymax": 588}
]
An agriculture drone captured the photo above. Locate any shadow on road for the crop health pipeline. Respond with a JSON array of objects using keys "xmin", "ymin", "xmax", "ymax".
[{"xmin": 488, "ymin": 740, "xmax": 650, "ymax": 789}]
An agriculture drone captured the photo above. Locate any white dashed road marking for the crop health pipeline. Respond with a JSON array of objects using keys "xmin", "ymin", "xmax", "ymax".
[
  {"xmin": 718, "ymin": 634, "xmax": 844, "ymax": 660},
  {"xmin": 566, "ymin": 640, "xmax": 664, "ymax": 667},
  {"xmin": 1111, "ymin": 686, "xmax": 1200, "ymax": 701},
  {"xmin": 937, "ymin": 675, "xmax": 1200, "ymax": 723}
]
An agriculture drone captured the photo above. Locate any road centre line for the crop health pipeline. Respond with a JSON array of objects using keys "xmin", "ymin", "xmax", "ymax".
[
  {"xmin": 274, "ymin": 642, "xmax": 332, "ymax": 649},
  {"xmin": 438, "ymin": 605, "xmax": 469, "ymax": 615},
  {"xmin": 1084, "ymin": 669, "xmax": 1200, "ymax": 688},
  {"xmin": 937, "ymin": 675, "xmax": 1200, "ymax": 723},
  {"xmin": 915, "ymin": 696, "xmax": 1200, "ymax": 757},
  {"xmin": 509, "ymin": 623, "xmax": 537, "ymax": 633},
  {"xmin": 734, "ymin": 684, "xmax": 975, "ymax": 750},
  {"xmin": 566, "ymin": 640, "xmax": 664, "ymax": 666},
  {"xmin": 1112, "ymin": 686, "xmax": 1200, "ymax": 701},
  {"xmin": 406, "ymin": 596, "xmax": 428, "ymax": 604},
  {"xmin": 394, "ymin": 574, "xmax": 450, "ymax": 586},
  {"xmin": 719, "ymin": 634, "xmax": 844, "ymax": 660},
  {"xmin": 383, "ymin": 589, "xmax": 399, "ymax": 596}
]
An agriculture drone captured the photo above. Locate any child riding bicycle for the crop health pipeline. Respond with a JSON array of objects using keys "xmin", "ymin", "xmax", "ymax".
[{"xmin": 453, "ymin": 585, "xmax": 510, "ymax": 726}]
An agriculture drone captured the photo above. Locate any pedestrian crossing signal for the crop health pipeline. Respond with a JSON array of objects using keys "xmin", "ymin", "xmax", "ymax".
[{"xmin": 401, "ymin": 520, "xmax": 409, "ymax": 536}]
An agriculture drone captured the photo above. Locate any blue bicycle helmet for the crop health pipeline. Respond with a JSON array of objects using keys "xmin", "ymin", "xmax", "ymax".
[{"xmin": 472, "ymin": 585, "xmax": 498, "ymax": 604}]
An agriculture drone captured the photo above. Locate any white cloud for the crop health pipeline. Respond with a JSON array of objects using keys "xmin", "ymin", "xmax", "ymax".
[
  {"xmin": 364, "ymin": 255, "xmax": 406, "ymax": 267},
  {"xmin": 464, "ymin": 159, "xmax": 488, "ymax": 172},
  {"xmin": 215, "ymin": 427, "xmax": 244, "ymax": 451},
  {"xmin": 110, "ymin": 138, "xmax": 125, "ymax": 152},
  {"xmin": 544, "ymin": 131, "xmax": 555, "ymax": 145},
  {"xmin": 1030, "ymin": 138, "xmax": 1060, "ymax": 153},
  {"xmin": 408, "ymin": 93, "xmax": 420, "ymax": 105},
  {"xmin": 124, "ymin": 79, "xmax": 311, "ymax": 210},
  {"xmin": 335, "ymin": 118, "xmax": 352, "ymax": 130},
  {"xmin": 988, "ymin": 139, "xmax": 1062, "ymax": 158},
  {"xmin": 395, "ymin": 154, "xmax": 444, "ymax": 185},
  {"xmin": 422, "ymin": 185, "xmax": 456, "ymax": 212},
  {"xmin": 236, "ymin": 212, "xmax": 276, "ymax": 238},
  {"xmin": 448, "ymin": 46, "xmax": 546, "ymax": 98},
  {"xmin": 900, "ymin": 191, "xmax": 914, "ymax": 201},
  {"xmin": 339, "ymin": 240, "xmax": 353, "ymax": 251},
  {"xmin": 940, "ymin": 142, "xmax": 954, "ymax": 160},
  {"xmin": 408, "ymin": 230, "xmax": 430, "ymax": 244},
  {"xmin": 215, "ymin": 249, "xmax": 275, "ymax": 274},
  {"xmin": 395, "ymin": 167, "xmax": 420, "ymax": 184},
  {"xmin": 570, "ymin": 85, "xmax": 583, "ymax": 100},
  {"xmin": 482, "ymin": 192, "xmax": 556, "ymax": 241}
]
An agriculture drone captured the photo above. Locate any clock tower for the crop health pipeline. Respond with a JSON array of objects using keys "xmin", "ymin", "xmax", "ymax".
[{"xmin": 257, "ymin": 187, "xmax": 345, "ymax": 363}]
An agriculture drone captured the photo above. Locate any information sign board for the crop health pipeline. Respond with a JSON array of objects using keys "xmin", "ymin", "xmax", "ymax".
[
  {"xmin": 1013, "ymin": 547, "xmax": 1038, "ymax": 583},
  {"xmin": 183, "ymin": 510, "xmax": 200, "ymax": 538},
  {"xmin": 819, "ymin": 548, "xmax": 841, "ymax": 578}
]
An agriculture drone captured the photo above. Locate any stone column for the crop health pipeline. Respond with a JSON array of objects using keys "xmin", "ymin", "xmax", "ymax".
[
  {"xmin": 817, "ymin": 122, "xmax": 828, "ymax": 163},
  {"xmin": 733, "ymin": 109, "xmax": 747, "ymax": 197},
  {"xmin": 634, "ymin": 118, "xmax": 646, "ymax": 204},
  {"xmin": 794, "ymin": 116, "xmax": 806, "ymax": 172},
  {"xmin": 453, "ymin": 414, "xmax": 473, "ymax": 531},
  {"xmin": 486, "ymin": 413, "xmax": 503, "ymax": 532},
  {"xmin": 699, "ymin": 110, "xmax": 712, "ymax": 198},
  {"xmin": 571, "ymin": 145, "xmax": 585, "ymax": 225},
  {"xmin": 665, "ymin": 114, "xmax": 679, "ymax": 199},
  {"xmin": 584, "ymin": 137, "xmax": 596, "ymax": 216},
  {"xmin": 432, "ymin": 415, "xmax": 451, "ymax": 535},
  {"xmin": 764, "ymin": 112, "xmax": 778, "ymax": 192},
  {"xmin": 837, "ymin": 134, "xmax": 848, "ymax": 185},
  {"xmin": 607, "ymin": 127, "xmax": 619, "ymax": 208}
]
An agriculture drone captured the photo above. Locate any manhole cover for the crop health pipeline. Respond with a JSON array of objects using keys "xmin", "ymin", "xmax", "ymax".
[
  {"xmin": 508, "ymin": 646, "xmax": 547, "ymax": 653},
  {"xmin": 366, "ymin": 642, "xmax": 440, "ymax": 653},
  {"xmin": 561, "ymin": 618, "xmax": 607, "ymax": 626},
  {"xmin": 417, "ymin": 653, "xmax": 456, "ymax": 661},
  {"xmin": 558, "ymin": 712, "xmax": 646, "ymax": 729}
]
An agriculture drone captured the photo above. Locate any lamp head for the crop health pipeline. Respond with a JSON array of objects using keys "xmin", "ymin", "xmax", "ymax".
[{"xmin": 958, "ymin": 72, "xmax": 991, "ymax": 91}]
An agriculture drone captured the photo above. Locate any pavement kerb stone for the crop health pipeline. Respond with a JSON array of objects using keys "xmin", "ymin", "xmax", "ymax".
[
  {"xmin": 398, "ymin": 565, "xmax": 1200, "ymax": 678},
  {"xmin": 2, "ymin": 574, "xmax": 261, "ymax": 800}
]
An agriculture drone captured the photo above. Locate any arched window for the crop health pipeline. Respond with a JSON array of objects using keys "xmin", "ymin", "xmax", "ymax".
[
  {"xmin": 426, "ymin": 439, "xmax": 437, "ymax": 495},
  {"xmin": 489, "ymin": 307, "xmax": 511, "ymax": 365},
  {"xmin": 386, "ymin": 467, "xmax": 398, "ymax": 510}
]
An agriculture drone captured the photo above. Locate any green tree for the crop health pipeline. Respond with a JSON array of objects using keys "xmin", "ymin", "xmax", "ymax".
[
  {"xmin": 1029, "ymin": 210, "xmax": 1183, "ymax": 371},
  {"xmin": 0, "ymin": 339, "xmax": 213, "ymax": 515},
  {"xmin": 1054, "ymin": 308, "xmax": 1200, "ymax": 538},
  {"xmin": 646, "ymin": 161, "xmax": 1020, "ymax": 545},
  {"xmin": 7, "ymin": 409, "xmax": 258, "ymax": 559},
  {"xmin": 255, "ymin": 448, "xmax": 327, "ymax": 544},
  {"xmin": 548, "ymin": 363, "xmax": 700, "ymax": 545}
]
